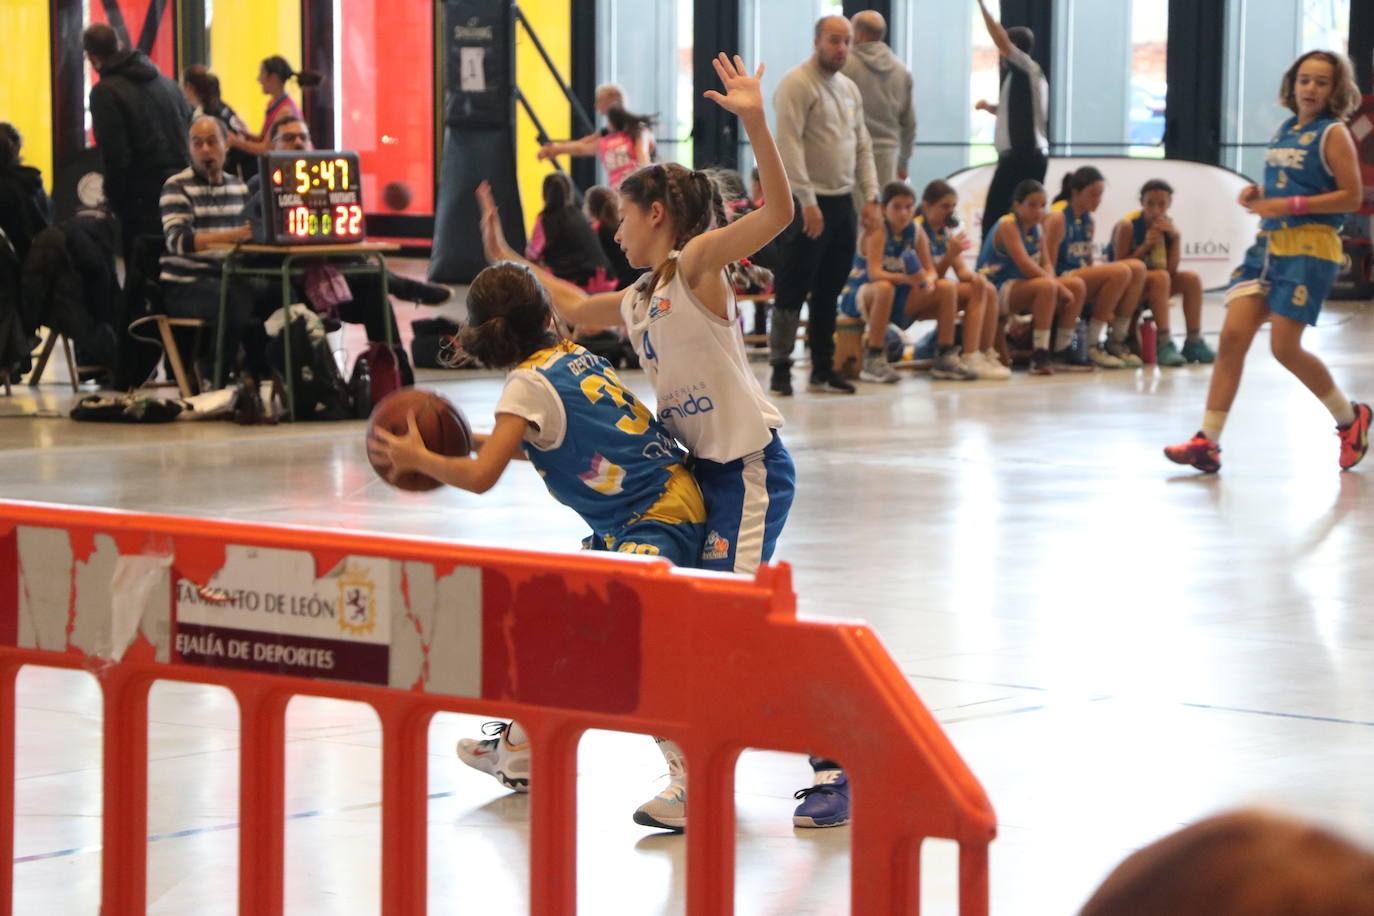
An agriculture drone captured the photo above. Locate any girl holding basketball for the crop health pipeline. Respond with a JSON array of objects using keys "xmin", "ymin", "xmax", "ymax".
[
  {"xmin": 478, "ymin": 52, "xmax": 807, "ymax": 831},
  {"xmin": 1165, "ymin": 51, "xmax": 1370, "ymax": 473}
]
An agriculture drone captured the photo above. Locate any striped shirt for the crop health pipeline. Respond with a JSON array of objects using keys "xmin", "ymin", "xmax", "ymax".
[{"xmin": 159, "ymin": 167, "xmax": 250, "ymax": 283}]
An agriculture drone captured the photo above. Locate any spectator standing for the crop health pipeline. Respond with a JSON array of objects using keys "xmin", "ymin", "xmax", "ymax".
[
  {"xmin": 181, "ymin": 65, "xmax": 255, "ymax": 179},
  {"xmin": 0, "ymin": 125, "xmax": 53, "ymax": 264},
  {"xmin": 973, "ymin": 0, "xmax": 1049, "ymax": 235},
  {"xmin": 841, "ymin": 10, "xmax": 916, "ymax": 189},
  {"xmin": 770, "ymin": 15, "xmax": 881, "ymax": 396},
  {"xmin": 228, "ymin": 56, "xmax": 323, "ymax": 160},
  {"xmin": 82, "ymin": 23, "xmax": 192, "ymax": 257}
]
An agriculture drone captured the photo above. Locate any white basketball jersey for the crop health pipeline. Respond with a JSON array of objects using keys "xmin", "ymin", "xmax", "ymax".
[{"xmin": 621, "ymin": 259, "xmax": 783, "ymax": 463}]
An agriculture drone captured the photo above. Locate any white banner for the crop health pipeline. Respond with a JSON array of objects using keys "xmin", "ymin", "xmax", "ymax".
[{"xmin": 944, "ymin": 157, "xmax": 1261, "ymax": 290}]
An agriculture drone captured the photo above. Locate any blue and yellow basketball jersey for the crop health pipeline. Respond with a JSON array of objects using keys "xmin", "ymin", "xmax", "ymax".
[
  {"xmin": 1105, "ymin": 210, "xmax": 1167, "ymax": 270},
  {"xmin": 513, "ymin": 341, "xmax": 704, "ymax": 538},
  {"xmin": 1050, "ymin": 199, "xmax": 1094, "ymax": 274},
  {"xmin": 1263, "ymin": 116, "xmax": 1344, "ymax": 232},
  {"xmin": 916, "ymin": 215, "xmax": 950, "ymax": 261},
  {"xmin": 839, "ymin": 221, "xmax": 919, "ymax": 301},
  {"xmin": 976, "ymin": 213, "xmax": 1041, "ymax": 287}
]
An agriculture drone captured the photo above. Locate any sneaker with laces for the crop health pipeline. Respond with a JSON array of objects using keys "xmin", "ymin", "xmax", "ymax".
[
  {"xmin": 1029, "ymin": 348, "xmax": 1054, "ymax": 375},
  {"xmin": 1156, "ymin": 337, "xmax": 1186, "ymax": 367},
  {"xmin": 859, "ymin": 352, "xmax": 901, "ymax": 384},
  {"xmin": 931, "ymin": 349, "xmax": 979, "ymax": 381},
  {"xmin": 1105, "ymin": 338, "xmax": 1143, "ymax": 367},
  {"xmin": 1087, "ymin": 345, "xmax": 1125, "ymax": 368},
  {"xmin": 978, "ymin": 348, "xmax": 1012, "ymax": 379},
  {"xmin": 1164, "ymin": 431, "xmax": 1221, "ymax": 473},
  {"xmin": 633, "ymin": 737, "xmax": 688, "ymax": 831},
  {"xmin": 1337, "ymin": 402, "xmax": 1372, "ymax": 470},
  {"xmin": 807, "ymin": 370, "xmax": 857, "ymax": 394},
  {"xmin": 792, "ymin": 760, "xmax": 850, "ymax": 828},
  {"xmin": 456, "ymin": 720, "xmax": 531, "ymax": 792},
  {"xmin": 1051, "ymin": 347, "xmax": 1094, "ymax": 372},
  {"xmin": 769, "ymin": 363, "xmax": 793, "ymax": 397},
  {"xmin": 1181, "ymin": 337, "xmax": 1216, "ymax": 364}
]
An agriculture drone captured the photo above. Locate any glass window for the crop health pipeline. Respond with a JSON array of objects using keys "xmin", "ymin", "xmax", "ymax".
[
  {"xmin": 1129, "ymin": 1, "xmax": 1167, "ymax": 159},
  {"xmin": 597, "ymin": 0, "xmax": 692, "ymax": 175},
  {"xmin": 969, "ymin": 0, "xmax": 1001, "ymax": 168},
  {"xmin": 1223, "ymin": 0, "xmax": 1350, "ymax": 181}
]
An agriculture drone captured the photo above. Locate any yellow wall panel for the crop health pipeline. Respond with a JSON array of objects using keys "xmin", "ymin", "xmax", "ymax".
[
  {"xmin": 1, "ymin": 0, "xmax": 54, "ymax": 186},
  {"xmin": 515, "ymin": 0, "xmax": 572, "ymax": 236},
  {"xmin": 209, "ymin": 0, "xmax": 303, "ymax": 137}
]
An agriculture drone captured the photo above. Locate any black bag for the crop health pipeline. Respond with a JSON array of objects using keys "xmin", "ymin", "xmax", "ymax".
[
  {"xmin": 70, "ymin": 392, "xmax": 185, "ymax": 422},
  {"xmin": 266, "ymin": 313, "xmax": 353, "ymax": 420},
  {"xmin": 411, "ymin": 316, "xmax": 467, "ymax": 369}
]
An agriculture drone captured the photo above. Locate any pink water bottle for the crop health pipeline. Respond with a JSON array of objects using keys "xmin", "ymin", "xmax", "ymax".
[{"xmin": 1140, "ymin": 317, "xmax": 1158, "ymax": 365}]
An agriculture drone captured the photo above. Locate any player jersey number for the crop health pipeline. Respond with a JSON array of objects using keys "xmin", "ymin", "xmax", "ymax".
[
  {"xmin": 1292, "ymin": 284, "xmax": 1309, "ymax": 307},
  {"xmin": 640, "ymin": 331, "xmax": 657, "ymax": 363},
  {"xmin": 580, "ymin": 372, "xmax": 653, "ymax": 435}
]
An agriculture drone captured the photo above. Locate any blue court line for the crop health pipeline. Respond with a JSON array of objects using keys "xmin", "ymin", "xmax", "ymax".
[{"xmin": 14, "ymin": 790, "xmax": 461, "ymax": 865}]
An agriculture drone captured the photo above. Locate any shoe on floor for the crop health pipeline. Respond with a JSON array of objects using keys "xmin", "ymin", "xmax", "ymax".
[
  {"xmin": 1181, "ymin": 336, "xmax": 1216, "ymax": 364},
  {"xmin": 769, "ymin": 363, "xmax": 793, "ymax": 397},
  {"xmin": 1156, "ymin": 337, "xmax": 1186, "ymax": 367},
  {"xmin": 1087, "ymin": 345, "xmax": 1125, "ymax": 369},
  {"xmin": 793, "ymin": 760, "xmax": 850, "ymax": 828},
  {"xmin": 1163, "ymin": 431, "xmax": 1221, "ymax": 473},
  {"xmin": 1338, "ymin": 401, "xmax": 1372, "ymax": 470},
  {"xmin": 1029, "ymin": 348, "xmax": 1054, "ymax": 375},
  {"xmin": 977, "ymin": 348, "xmax": 1012, "ymax": 379},
  {"xmin": 1051, "ymin": 347, "xmax": 1094, "ymax": 372},
  {"xmin": 1104, "ymin": 338, "xmax": 1143, "ymax": 367},
  {"xmin": 633, "ymin": 737, "xmax": 688, "ymax": 831},
  {"xmin": 931, "ymin": 348, "xmax": 979, "ymax": 381},
  {"xmin": 859, "ymin": 352, "xmax": 901, "ymax": 384},
  {"xmin": 456, "ymin": 720, "xmax": 531, "ymax": 792},
  {"xmin": 806, "ymin": 370, "xmax": 856, "ymax": 394}
]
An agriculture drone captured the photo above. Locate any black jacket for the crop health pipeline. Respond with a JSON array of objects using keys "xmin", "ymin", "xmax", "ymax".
[
  {"xmin": 0, "ymin": 165, "xmax": 53, "ymax": 263},
  {"xmin": 20, "ymin": 212, "xmax": 121, "ymax": 368},
  {"xmin": 88, "ymin": 50, "xmax": 192, "ymax": 218}
]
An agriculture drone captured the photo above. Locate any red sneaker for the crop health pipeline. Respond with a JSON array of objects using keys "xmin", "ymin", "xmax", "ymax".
[
  {"xmin": 1164, "ymin": 432, "xmax": 1221, "ymax": 473},
  {"xmin": 1337, "ymin": 402, "xmax": 1372, "ymax": 470}
]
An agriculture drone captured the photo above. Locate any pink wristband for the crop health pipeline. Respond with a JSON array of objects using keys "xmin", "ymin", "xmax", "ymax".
[{"xmin": 1287, "ymin": 195, "xmax": 1310, "ymax": 216}]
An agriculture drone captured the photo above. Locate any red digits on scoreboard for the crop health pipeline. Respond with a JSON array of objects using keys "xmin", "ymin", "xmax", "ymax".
[
  {"xmin": 348, "ymin": 205, "xmax": 363, "ymax": 235},
  {"xmin": 293, "ymin": 206, "xmax": 311, "ymax": 237},
  {"xmin": 334, "ymin": 205, "xmax": 348, "ymax": 235}
]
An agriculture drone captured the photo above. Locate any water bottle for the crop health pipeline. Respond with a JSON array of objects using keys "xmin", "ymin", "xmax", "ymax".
[
  {"xmin": 901, "ymin": 249, "xmax": 922, "ymax": 274},
  {"xmin": 1140, "ymin": 317, "xmax": 1158, "ymax": 365},
  {"xmin": 1072, "ymin": 319, "xmax": 1088, "ymax": 361}
]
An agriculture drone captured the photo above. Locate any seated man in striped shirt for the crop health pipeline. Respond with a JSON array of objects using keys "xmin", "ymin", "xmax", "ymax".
[{"xmin": 159, "ymin": 116, "xmax": 272, "ymax": 381}]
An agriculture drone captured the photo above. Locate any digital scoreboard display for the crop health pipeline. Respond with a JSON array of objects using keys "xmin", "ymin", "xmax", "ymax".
[{"xmin": 260, "ymin": 151, "xmax": 366, "ymax": 244}]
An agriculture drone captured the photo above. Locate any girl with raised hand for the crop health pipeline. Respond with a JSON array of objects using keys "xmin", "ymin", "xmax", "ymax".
[
  {"xmin": 1045, "ymin": 166, "xmax": 1143, "ymax": 369},
  {"xmin": 1165, "ymin": 51, "xmax": 1369, "ymax": 473}
]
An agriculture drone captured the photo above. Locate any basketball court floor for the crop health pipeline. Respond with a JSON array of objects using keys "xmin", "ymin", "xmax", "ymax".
[{"xmin": 3, "ymin": 258, "xmax": 1373, "ymax": 914}]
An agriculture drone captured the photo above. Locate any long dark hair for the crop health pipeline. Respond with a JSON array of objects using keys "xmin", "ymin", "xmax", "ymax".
[
  {"xmin": 1054, "ymin": 165, "xmax": 1104, "ymax": 204},
  {"xmin": 181, "ymin": 65, "xmax": 222, "ymax": 108},
  {"xmin": 605, "ymin": 105, "xmax": 655, "ymax": 138},
  {"xmin": 619, "ymin": 163, "xmax": 727, "ymax": 294},
  {"xmin": 585, "ymin": 185, "xmax": 619, "ymax": 231},
  {"xmin": 540, "ymin": 171, "xmax": 583, "ymax": 244},
  {"xmin": 920, "ymin": 179, "xmax": 959, "ymax": 227},
  {"xmin": 1012, "ymin": 179, "xmax": 1045, "ymax": 204},
  {"xmin": 457, "ymin": 262, "xmax": 559, "ymax": 369},
  {"xmin": 261, "ymin": 55, "xmax": 324, "ymax": 89}
]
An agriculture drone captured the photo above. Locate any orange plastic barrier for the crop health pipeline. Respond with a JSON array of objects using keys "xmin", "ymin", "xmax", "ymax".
[{"xmin": 0, "ymin": 500, "xmax": 995, "ymax": 914}]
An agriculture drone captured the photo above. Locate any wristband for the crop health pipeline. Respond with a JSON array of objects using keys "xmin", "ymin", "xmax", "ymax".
[{"xmin": 1287, "ymin": 195, "xmax": 1310, "ymax": 216}]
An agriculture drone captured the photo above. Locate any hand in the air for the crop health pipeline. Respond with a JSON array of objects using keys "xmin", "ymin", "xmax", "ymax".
[{"xmin": 702, "ymin": 53, "xmax": 765, "ymax": 120}]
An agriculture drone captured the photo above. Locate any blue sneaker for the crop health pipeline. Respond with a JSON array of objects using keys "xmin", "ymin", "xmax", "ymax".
[{"xmin": 792, "ymin": 761, "xmax": 850, "ymax": 828}]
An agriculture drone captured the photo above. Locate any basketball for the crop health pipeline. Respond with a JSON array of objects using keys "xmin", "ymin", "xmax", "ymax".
[
  {"xmin": 367, "ymin": 388, "xmax": 472, "ymax": 491},
  {"xmin": 382, "ymin": 181, "xmax": 413, "ymax": 211}
]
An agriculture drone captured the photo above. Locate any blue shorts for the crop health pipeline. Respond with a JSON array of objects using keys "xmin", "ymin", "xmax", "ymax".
[
  {"xmin": 587, "ymin": 517, "xmax": 706, "ymax": 568},
  {"xmin": 837, "ymin": 282, "xmax": 913, "ymax": 327},
  {"xmin": 1226, "ymin": 228, "xmax": 1341, "ymax": 327},
  {"xmin": 689, "ymin": 432, "xmax": 795, "ymax": 575}
]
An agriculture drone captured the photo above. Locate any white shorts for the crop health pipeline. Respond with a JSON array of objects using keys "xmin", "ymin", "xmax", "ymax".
[{"xmin": 996, "ymin": 279, "xmax": 1020, "ymax": 316}]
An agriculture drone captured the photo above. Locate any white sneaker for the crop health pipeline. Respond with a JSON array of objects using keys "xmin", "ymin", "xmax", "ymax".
[
  {"xmin": 633, "ymin": 737, "xmax": 688, "ymax": 831},
  {"xmin": 965, "ymin": 351, "xmax": 1006, "ymax": 380},
  {"xmin": 1087, "ymin": 345, "xmax": 1126, "ymax": 369},
  {"xmin": 980, "ymin": 349, "xmax": 1012, "ymax": 379},
  {"xmin": 859, "ymin": 353, "xmax": 901, "ymax": 384},
  {"xmin": 456, "ymin": 720, "xmax": 531, "ymax": 793},
  {"xmin": 931, "ymin": 349, "xmax": 979, "ymax": 381}
]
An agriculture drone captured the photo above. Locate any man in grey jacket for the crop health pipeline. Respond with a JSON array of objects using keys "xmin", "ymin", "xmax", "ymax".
[
  {"xmin": 842, "ymin": 10, "xmax": 916, "ymax": 191},
  {"xmin": 770, "ymin": 15, "xmax": 880, "ymax": 397}
]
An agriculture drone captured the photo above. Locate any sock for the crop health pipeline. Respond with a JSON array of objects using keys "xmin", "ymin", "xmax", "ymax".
[
  {"xmin": 1054, "ymin": 327, "xmax": 1075, "ymax": 351},
  {"xmin": 1321, "ymin": 387, "xmax": 1357, "ymax": 427},
  {"xmin": 865, "ymin": 345, "xmax": 882, "ymax": 357},
  {"xmin": 506, "ymin": 720, "xmax": 529, "ymax": 746},
  {"xmin": 1089, "ymin": 319, "xmax": 1107, "ymax": 347},
  {"xmin": 1202, "ymin": 410, "xmax": 1227, "ymax": 442},
  {"xmin": 1033, "ymin": 329, "xmax": 1050, "ymax": 350},
  {"xmin": 1110, "ymin": 318, "xmax": 1131, "ymax": 342},
  {"xmin": 1186, "ymin": 330, "xmax": 1203, "ymax": 343}
]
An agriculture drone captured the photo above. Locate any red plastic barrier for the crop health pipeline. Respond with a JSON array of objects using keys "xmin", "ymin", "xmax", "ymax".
[{"xmin": 0, "ymin": 500, "xmax": 995, "ymax": 914}]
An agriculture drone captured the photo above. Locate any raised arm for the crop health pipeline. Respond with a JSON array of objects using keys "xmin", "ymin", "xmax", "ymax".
[
  {"xmin": 977, "ymin": 0, "xmax": 1014, "ymax": 57},
  {"xmin": 476, "ymin": 182, "xmax": 623, "ymax": 328},
  {"xmin": 679, "ymin": 54, "xmax": 795, "ymax": 284},
  {"xmin": 537, "ymin": 135, "xmax": 601, "ymax": 162}
]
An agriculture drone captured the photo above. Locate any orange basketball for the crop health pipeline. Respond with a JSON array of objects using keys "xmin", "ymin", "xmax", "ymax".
[{"xmin": 367, "ymin": 388, "xmax": 473, "ymax": 491}]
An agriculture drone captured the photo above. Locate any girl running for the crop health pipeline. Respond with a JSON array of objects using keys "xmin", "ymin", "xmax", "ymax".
[
  {"xmin": 1045, "ymin": 166, "xmax": 1144, "ymax": 369},
  {"xmin": 975, "ymin": 179, "xmax": 1083, "ymax": 375},
  {"xmin": 1107, "ymin": 179, "xmax": 1215, "ymax": 366},
  {"xmin": 476, "ymin": 52, "xmax": 797, "ymax": 831},
  {"xmin": 537, "ymin": 84, "xmax": 656, "ymax": 190},
  {"xmin": 1166, "ymin": 51, "xmax": 1369, "ymax": 473},
  {"xmin": 836, "ymin": 180, "xmax": 978, "ymax": 383},
  {"xmin": 917, "ymin": 179, "xmax": 1010, "ymax": 379}
]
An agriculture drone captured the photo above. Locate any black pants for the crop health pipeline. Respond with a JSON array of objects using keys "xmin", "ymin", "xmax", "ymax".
[
  {"xmin": 163, "ymin": 276, "xmax": 275, "ymax": 376},
  {"xmin": 770, "ymin": 193, "xmax": 857, "ymax": 376},
  {"xmin": 981, "ymin": 148, "xmax": 1048, "ymax": 236}
]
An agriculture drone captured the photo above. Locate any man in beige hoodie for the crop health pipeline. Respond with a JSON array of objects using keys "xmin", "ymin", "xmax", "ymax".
[{"xmin": 842, "ymin": 10, "xmax": 916, "ymax": 192}]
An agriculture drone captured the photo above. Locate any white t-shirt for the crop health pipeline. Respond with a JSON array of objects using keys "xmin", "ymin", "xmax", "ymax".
[
  {"xmin": 620, "ymin": 259, "xmax": 783, "ymax": 463},
  {"xmin": 493, "ymin": 370, "xmax": 564, "ymax": 451}
]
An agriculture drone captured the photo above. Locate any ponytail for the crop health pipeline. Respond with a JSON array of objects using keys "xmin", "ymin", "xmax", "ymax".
[{"xmin": 1054, "ymin": 166, "xmax": 1104, "ymax": 204}]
